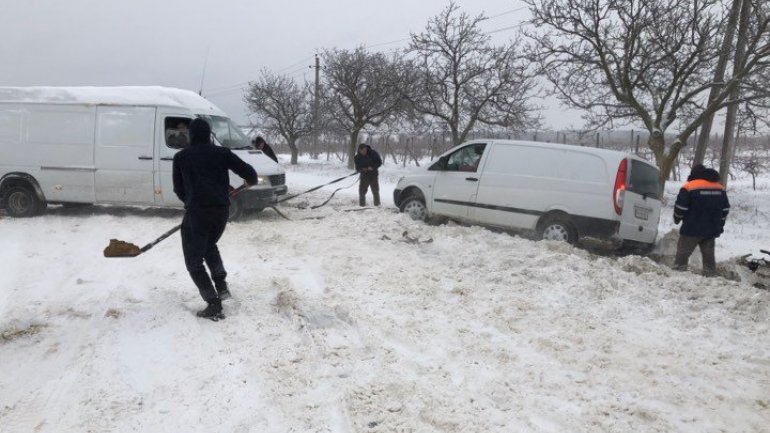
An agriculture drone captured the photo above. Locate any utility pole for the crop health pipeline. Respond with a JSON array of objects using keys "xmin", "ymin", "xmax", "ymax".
[
  {"xmin": 311, "ymin": 54, "xmax": 321, "ymax": 158},
  {"xmin": 694, "ymin": 0, "xmax": 743, "ymax": 166},
  {"xmin": 720, "ymin": 0, "xmax": 752, "ymax": 187}
]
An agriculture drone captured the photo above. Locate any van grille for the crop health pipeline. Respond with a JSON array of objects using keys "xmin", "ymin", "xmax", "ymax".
[{"xmin": 268, "ymin": 174, "xmax": 285, "ymax": 186}]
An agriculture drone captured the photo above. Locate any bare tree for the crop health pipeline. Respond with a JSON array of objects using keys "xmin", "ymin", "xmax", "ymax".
[
  {"xmin": 244, "ymin": 70, "xmax": 313, "ymax": 165},
  {"xmin": 322, "ymin": 47, "xmax": 409, "ymax": 168},
  {"xmin": 734, "ymin": 144, "xmax": 768, "ymax": 190},
  {"xmin": 407, "ymin": 2, "xmax": 540, "ymax": 146},
  {"xmin": 525, "ymin": 0, "xmax": 770, "ymax": 192}
]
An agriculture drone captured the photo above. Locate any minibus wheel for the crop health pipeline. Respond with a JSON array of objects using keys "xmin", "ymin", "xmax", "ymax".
[
  {"xmin": 538, "ymin": 215, "xmax": 577, "ymax": 244},
  {"xmin": 4, "ymin": 186, "xmax": 42, "ymax": 217},
  {"xmin": 400, "ymin": 195, "xmax": 428, "ymax": 221}
]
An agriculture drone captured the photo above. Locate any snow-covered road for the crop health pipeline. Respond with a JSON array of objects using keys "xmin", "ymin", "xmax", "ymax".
[{"xmin": 1, "ymin": 158, "xmax": 769, "ymax": 432}]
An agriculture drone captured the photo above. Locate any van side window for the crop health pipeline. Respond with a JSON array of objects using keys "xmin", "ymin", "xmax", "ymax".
[
  {"xmin": 165, "ymin": 117, "xmax": 191, "ymax": 149},
  {"xmin": 445, "ymin": 144, "xmax": 486, "ymax": 172}
]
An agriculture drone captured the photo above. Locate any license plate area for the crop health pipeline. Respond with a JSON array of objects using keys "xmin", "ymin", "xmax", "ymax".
[{"xmin": 634, "ymin": 206, "xmax": 651, "ymax": 220}]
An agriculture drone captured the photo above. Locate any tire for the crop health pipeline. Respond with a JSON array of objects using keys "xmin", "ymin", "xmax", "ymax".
[
  {"xmin": 537, "ymin": 215, "xmax": 578, "ymax": 244},
  {"xmin": 399, "ymin": 195, "xmax": 428, "ymax": 221},
  {"xmin": 228, "ymin": 197, "xmax": 243, "ymax": 221},
  {"xmin": 3, "ymin": 186, "xmax": 43, "ymax": 217}
]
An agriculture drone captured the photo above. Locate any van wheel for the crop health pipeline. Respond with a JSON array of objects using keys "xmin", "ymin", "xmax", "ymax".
[
  {"xmin": 228, "ymin": 197, "xmax": 243, "ymax": 221},
  {"xmin": 4, "ymin": 186, "xmax": 42, "ymax": 217},
  {"xmin": 400, "ymin": 195, "xmax": 428, "ymax": 221},
  {"xmin": 538, "ymin": 215, "xmax": 578, "ymax": 244}
]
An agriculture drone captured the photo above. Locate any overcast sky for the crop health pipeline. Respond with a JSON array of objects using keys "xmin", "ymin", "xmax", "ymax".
[{"xmin": 0, "ymin": 0, "xmax": 584, "ymax": 129}]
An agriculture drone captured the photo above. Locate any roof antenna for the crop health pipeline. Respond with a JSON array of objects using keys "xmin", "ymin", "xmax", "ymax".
[{"xmin": 198, "ymin": 47, "xmax": 210, "ymax": 96}]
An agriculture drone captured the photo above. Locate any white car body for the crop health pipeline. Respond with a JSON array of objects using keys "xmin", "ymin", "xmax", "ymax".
[
  {"xmin": 0, "ymin": 86, "xmax": 285, "ymax": 216},
  {"xmin": 394, "ymin": 140, "xmax": 662, "ymax": 246}
]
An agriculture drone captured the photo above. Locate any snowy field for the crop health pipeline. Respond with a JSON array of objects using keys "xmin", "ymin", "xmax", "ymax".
[{"xmin": 1, "ymin": 154, "xmax": 769, "ymax": 432}]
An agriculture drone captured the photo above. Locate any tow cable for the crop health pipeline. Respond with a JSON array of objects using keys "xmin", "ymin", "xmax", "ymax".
[{"xmin": 268, "ymin": 172, "xmax": 359, "ymax": 220}]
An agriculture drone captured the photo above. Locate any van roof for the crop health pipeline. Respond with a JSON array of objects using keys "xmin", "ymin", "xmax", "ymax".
[
  {"xmin": 0, "ymin": 86, "xmax": 226, "ymax": 116},
  {"xmin": 482, "ymin": 138, "xmax": 656, "ymax": 167}
]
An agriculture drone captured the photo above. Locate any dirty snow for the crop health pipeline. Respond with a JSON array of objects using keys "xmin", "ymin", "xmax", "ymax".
[{"xmin": 0, "ymin": 156, "xmax": 769, "ymax": 432}]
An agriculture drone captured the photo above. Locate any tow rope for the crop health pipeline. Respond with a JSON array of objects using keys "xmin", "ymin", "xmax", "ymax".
[{"xmin": 269, "ymin": 172, "xmax": 359, "ymax": 220}]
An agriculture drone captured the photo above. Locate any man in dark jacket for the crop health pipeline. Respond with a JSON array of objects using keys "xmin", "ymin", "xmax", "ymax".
[
  {"xmin": 253, "ymin": 136, "xmax": 278, "ymax": 163},
  {"xmin": 673, "ymin": 166, "xmax": 730, "ymax": 276},
  {"xmin": 353, "ymin": 144, "xmax": 383, "ymax": 206},
  {"xmin": 173, "ymin": 118, "xmax": 257, "ymax": 320}
]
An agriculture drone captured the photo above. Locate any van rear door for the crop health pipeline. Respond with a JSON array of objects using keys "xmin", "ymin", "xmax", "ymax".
[{"xmin": 617, "ymin": 159, "xmax": 661, "ymax": 244}]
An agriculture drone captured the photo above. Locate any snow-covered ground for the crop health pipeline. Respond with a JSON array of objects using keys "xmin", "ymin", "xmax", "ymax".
[{"xmin": 1, "ymin": 154, "xmax": 769, "ymax": 432}]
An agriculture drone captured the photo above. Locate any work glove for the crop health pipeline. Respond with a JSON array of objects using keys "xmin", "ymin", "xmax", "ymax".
[{"xmin": 674, "ymin": 216, "xmax": 681, "ymax": 225}]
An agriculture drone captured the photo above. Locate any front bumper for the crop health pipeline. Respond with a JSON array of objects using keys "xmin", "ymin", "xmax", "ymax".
[{"xmin": 238, "ymin": 185, "xmax": 288, "ymax": 209}]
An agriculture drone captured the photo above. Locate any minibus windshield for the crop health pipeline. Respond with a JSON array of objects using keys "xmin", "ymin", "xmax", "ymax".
[{"xmin": 198, "ymin": 115, "xmax": 252, "ymax": 150}]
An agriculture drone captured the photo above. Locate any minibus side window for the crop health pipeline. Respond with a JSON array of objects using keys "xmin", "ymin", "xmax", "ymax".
[{"xmin": 164, "ymin": 117, "xmax": 191, "ymax": 149}]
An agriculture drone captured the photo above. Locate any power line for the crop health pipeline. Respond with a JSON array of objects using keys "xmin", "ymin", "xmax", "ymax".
[
  {"xmin": 485, "ymin": 5, "xmax": 528, "ymax": 20},
  {"xmin": 485, "ymin": 22, "xmax": 527, "ymax": 35},
  {"xmin": 204, "ymin": 5, "xmax": 530, "ymax": 96},
  {"xmin": 205, "ymin": 55, "xmax": 316, "ymax": 95},
  {"xmin": 366, "ymin": 37, "xmax": 411, "ymax": 49},
  {"xmin": 275, "ymin": 55, "xmax": 316, "ymax": 73}
]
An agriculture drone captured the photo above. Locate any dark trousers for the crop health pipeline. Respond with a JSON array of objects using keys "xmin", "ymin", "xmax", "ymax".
[
  {"xmin": 675, "ymin": 234, "xmax": 716, "ymax": 274},
  {"xmin": 359, "ymin": 172, "xmax": 380, "ymax": 206},
  {"xmin": 181, "ymin": 207, "xmax": 229, "ymax": 303}
]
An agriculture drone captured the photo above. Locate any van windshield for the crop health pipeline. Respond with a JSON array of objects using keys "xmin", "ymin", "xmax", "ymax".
[
  {"xmin": 628, "ymin": 160, "xmax": 660, "ymax": 199},
  {"xmin": 198, "ymin": 115, "xmax": 251, "ymax": 150}
]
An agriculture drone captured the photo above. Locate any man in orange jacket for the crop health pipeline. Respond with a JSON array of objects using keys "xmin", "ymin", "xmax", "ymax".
[{"xmin": 673, "ymin": 165, "xmax": 730, "ymax": 276}]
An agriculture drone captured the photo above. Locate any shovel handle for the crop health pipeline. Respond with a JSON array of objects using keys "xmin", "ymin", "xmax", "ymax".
[{"xmin": 138, "ymin": 184, "xmax": 250, "ymax": 253}]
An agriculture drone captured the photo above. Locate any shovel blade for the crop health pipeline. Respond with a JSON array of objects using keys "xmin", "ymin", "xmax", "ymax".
[{"xmin": 103, "ymin": 239, "xmax": 142, "ymax": 258}]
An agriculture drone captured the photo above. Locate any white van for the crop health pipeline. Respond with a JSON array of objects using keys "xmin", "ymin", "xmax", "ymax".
[
  {"xmin": 393, "ymin": 140, "xmax": 662, "ymax": 248},
  {"xmin": 0, "ymin": 86, "xmax": 286, "ymax": 219}
]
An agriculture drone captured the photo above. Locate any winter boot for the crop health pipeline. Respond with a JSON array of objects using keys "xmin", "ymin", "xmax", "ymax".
[{"xmin": 196, "ymin": 299, "xmax": 224, "ymax": 321}]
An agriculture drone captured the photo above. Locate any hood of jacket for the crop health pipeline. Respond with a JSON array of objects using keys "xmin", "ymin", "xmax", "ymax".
[{"xmin": 189, "ymin": 118, "xmax": 212, "ymax": 146}]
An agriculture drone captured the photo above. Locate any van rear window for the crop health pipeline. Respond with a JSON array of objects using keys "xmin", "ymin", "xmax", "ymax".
[{"xmin": 628, "ymin": 160, "xmax": 660, "ymax": 199}]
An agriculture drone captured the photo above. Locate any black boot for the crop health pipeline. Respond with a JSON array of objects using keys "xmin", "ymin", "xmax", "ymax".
[
  {"xmin": 196, "ymin": 299, "xmax": 224, "ymax": 321},
  {"xmin": 215, "ymin": 280, "xmax": 231, "ymax": 300}
]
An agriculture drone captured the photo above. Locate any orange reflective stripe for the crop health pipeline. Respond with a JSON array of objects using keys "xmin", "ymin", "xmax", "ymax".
[{"xmin": 683, "ymin": 179, "xmax": 724, "ymax": 191}]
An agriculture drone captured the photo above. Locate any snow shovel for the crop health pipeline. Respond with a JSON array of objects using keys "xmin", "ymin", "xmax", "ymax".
[{"xmin": 103, "ymin": 184, "xmax": 249, "ymax": 258}]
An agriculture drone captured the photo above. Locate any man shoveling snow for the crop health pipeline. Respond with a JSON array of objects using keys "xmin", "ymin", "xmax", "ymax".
[{"xmin": 172, "ymin": 118, "xmax": 257, "ymax": 320}]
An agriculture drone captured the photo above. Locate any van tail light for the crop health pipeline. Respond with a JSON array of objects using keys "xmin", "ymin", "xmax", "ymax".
[{"xmin": 613, "ymin": 159, "xmax": 628, "ymax": 215}]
